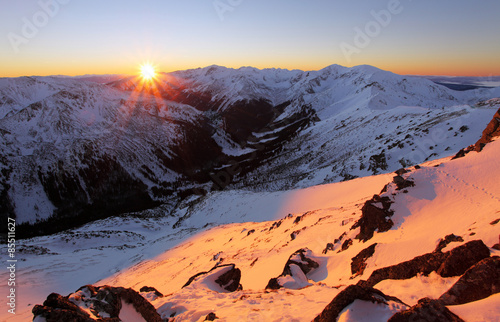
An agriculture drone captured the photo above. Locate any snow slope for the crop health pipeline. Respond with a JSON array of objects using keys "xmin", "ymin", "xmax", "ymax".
[{"xmin": 6, "ymin": 136, "xmax": 500, "ymax": 321}]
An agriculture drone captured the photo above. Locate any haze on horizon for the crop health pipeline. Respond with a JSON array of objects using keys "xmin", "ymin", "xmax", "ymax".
[{"xmin": 1, "ymin": 0, "xmax": 499, "ymax": 78}]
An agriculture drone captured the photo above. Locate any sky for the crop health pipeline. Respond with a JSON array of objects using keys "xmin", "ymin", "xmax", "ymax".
[{"xmin": 0, "ymin": 0, "xmax": 499, "ymax": 77}]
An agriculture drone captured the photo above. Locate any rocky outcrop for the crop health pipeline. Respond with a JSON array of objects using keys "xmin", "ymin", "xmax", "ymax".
[
  {"xmin": 366, "ymin": 240, "xmax": 490, "ymax": 287},
  {"xmin": 388, "ymin": 298, "xmax": 464, "ymax": 322},
  {"xmin": 351, "ymin": 243, "xmax": 377, "ymax": 276},
  {"xmin": 32, "ymin": 285, "xmax": 162, "ymax": 322},
  {"xmin": 139, "ymin": 286, "xmax": 164, "ymax": 298},
  {"xmin": 351, "ymin": 195, "xmax": 394, "ymax": 242},
  {"xmin": 266, "ymin": 248, "xmax": 319, "ymax": 290},
  {"xmin": 475, "ymin": 107, "xmax": 500, "ymax": 152},
  {"xmin": 439, "ymin": 256, "xmax": 500, "ymax": 305},
  {"xmin": 436, "ymin": 240, "xmax": 491, "ymax": 277},
  {"xmin": 313, "ymin": 284, "xmax": 407, "ymax": 322},
  {"xmin": 183, "ymin": 264, "xmax": 242, "ymax": 292},
  {"xmin": 392, "ymin": 175, "xmax": 415, "ymax": 191},
  {"xmin": 434, "ymin": 234, "xmax": 464, "ymax": 252}
]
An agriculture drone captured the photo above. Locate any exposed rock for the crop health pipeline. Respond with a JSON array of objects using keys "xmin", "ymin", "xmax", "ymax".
[
  {"xmin": 368, "ymin": 152, "xmax": 388, "ymax": 175},
  {"xmin": 215, "ymin": 265, "xmax": 243, "ymax": 292},
  {"xmin": 451, "ymin": 146, "xmax": 474, "ymax": 160},
  {"xmin": 394, "ymin": 168, "xmax": 409, "ymax": 176},
  {"xmin": 32, "ymin": 285, "xmax": 162, "ymax": 322},
  {"xmin": 313, "ymin": 284, "xmax": 407, "ymax": 322},
  {"xmin": 340, "ymin": 238, "xmax": 353, "ymax": 252},
  {"xmin": 351, "ymin": 195, "xmax": 394, "ymax": 242},
  {"xmin": 439, "ymin": 256, "xmax": 500, "ymax": 305},
  {"xmin": 392, "ymin": 175, "xmax": 415, "ymax": 190},
  {"xmin": 351, "ymin": 243, "xmax": 378, "ymax": 276},
  {"xmin": 434, "ymin": 234, "xmax": 464, "ymax": 252},
  {"xmin": 32, "ymin": 293, "xmax": 94, "ymax": 322},
  {"xmin": 139, "ymin": 286, "xmax": 163, "ymax": 298},
  {"xmin": 474, "ymin": 107, "xmax": 500, "ymax": 152},
  {"xmin": 205, "ymin": 312, "xmax": 219, "ymax": 320},
  {"xmin": 436, "ymin": 240, "xmax": 490, "ymax": 277},
  {"xmin": 265, "ymin": 248, "xmax": 319, "ymax": 290},
  {"xmin": 366, "ymin": 240, "xmax": 490, "ymax": 287},
  {"xmin": 322, "ymin": 242, "xmax": 335, "ymax": 254},
  {"xmin": 388, "ymin": 298, "xmax": 464, "ymax": 322},
  {"xmin": 183, "ymin": 264, "xmax": 242, "ymax": 292},
  {"xmin": 265, "ymin": 278, "xmax": 281, "ymax": 290},
  {"xmin": 490, "ymin": 218, "xmax": 500, "ymax": 225}
]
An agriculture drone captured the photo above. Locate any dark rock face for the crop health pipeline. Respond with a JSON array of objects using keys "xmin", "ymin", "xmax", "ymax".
[
  {"xmin": 351, "ymin": 243, "xmax": 378, "ymax": 276},
  {"xmin": 475, "ymin": 107, "xmax": 500, "ymax": 152},
  {"xmin": 322, "ymin": 242, "xmax": 335, "ymax": 254},
  {"xmin": 351, "ymin": 195, "xmax": 394, "ymax": 242},
  {"xmin": 183, "ymin": 264, "xmax": 242, "ymax": 292},
  {"xmin": 392, "ymin": 175, "xmax": 415, "ymax": 190},
  {"xmin": 340, "ymin": 238, "xmax": 353, "ymax": 252},
  {"xmin": 19, "ymin": 153, "xmax": 159, "ymax": 239},
  {"xmin": 439, "ymin": 256, "xmax": 500, "ymax": 305},
  {"xmin": 436, "ymin": 240, "xmax": 491, "ymax": 277},
  {"xmin": 139, "ymin": 286, "xmax": 164, "ymax": 298},
  {"xmin": 265, "ymin": 248, "xmax": 319, "ymax": 290},
  {"xmin": 215, "ymin": 265, "xmax": 243, "ymax": 292},
  {"xmin": 313, "ymin": 284, "xmax": 407, "ymax": 322},
  {"xmin": 368, "ymin": 152, "xmax": 388, "ymax": 174},
  {"xmin": 32, "ymin": 285, "xmax": 162, "ymax": 322},
  {"xmin": 366, "ymin": 240, "xmax": 490, "ymax": 287},
  {"xmin": 205, "ymin": 312, "xmax": 219, "ymax": 321},
  {"xmin": 434, "ymin": 234, "xmax": 464, "ymax": 252},
  {"xmin": 388, "ymin": 298, "xmax": 464, "ymax": 322}
]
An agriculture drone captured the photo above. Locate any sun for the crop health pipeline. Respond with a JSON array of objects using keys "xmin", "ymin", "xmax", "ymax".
[{"xmin": 140, "ymin": 63, "xmax": 157, "ymax": 81}]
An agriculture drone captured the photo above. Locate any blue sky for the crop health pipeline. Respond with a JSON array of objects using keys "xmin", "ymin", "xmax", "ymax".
[{"xmin": 1, "ymin": 0, "xmax": 499, "ymax": 76}]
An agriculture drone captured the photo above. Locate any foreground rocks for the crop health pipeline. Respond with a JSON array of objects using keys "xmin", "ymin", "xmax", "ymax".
[
  {"xmin": 32, "ymin": 285, "xmax": 162, "ymax": 322},
  {"xmin": 266, "ymin": 248, "xmax": 319, "ymax": 290},
  {"xmin": 313, "ymin": 283, "xmax": 407, "ymax": 322},
  {"xmin": 366, "ymin": 240, "xmax": 490, "ymax": 287},
  {"xmin": 388, "ymin": 298, "xmax": 464, "ymax": 322},
  {"xmin": 183, "ymin": 263, "xmax": 243, "ymax": 292},
  {"xmin": 439, "ymin": 256, "xmax": 500, "ymax": 305},
  {"xmin": 351, "ymin": 194, "xmax": 394, "ymax": 242}
]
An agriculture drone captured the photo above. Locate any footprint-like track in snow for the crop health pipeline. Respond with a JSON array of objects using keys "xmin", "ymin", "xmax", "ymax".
[{"xmin": 436, "ymin": 168, "xmax": 500, "ymax": 204}]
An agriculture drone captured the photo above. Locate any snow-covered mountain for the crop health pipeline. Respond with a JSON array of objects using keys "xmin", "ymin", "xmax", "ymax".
[
  {"xmin": 1, "ymin": 65, "xmax": 499, "ymax": 238},
  {"xmin": 4, "ymin": 107, "xmax": 500, "ymax": 321}
]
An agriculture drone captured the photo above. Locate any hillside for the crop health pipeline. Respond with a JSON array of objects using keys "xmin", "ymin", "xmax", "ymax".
[
  {"xmin": 5, "ymin": 109, "xmax": 499, "ymax": 321},
  {"xmin": 1, "ymin": 65, "xmax": 499, "ymax": 238}
]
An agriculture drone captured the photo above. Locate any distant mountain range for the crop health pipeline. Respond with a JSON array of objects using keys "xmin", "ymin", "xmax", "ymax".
[{"xmin": 1, "ymin": 64, "xmax": 499, "ymax": 237}]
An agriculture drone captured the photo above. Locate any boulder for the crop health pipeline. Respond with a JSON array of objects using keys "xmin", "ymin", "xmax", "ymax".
[
  {"xmin": 205, "ymin": 312, "xmax": 219, "ymax": 320},
  {"xmin": 32, "ymin": 285, "xmax": 162, "ymax": 322},
  {"xmin": 393, "ymin": 175, "xmax": 415, "ymax": 190},
  {"xmin": 434, "ymin": 234, "xmax": 464, "ymax": 252},
  {"xmin": 351, "ymin": 243, "xmax": 377, "ymax": 276},
  {"xmin": 439, "ymin": 256, "xmax": 500, "ymax": 305},
  {"xmin": 265, "ymin": 248, "xmax": 319, "ymax": 290},
  {"xmin": 388, "ymin": 298, "xmax": 464, "ymax": 322},
  {"xmin": 436, "ymin": 240, "xmax": 490, "ymax": 277},
  {"xmin": 351, "ymin": 195, "xmax": 394, "ymax": 242},
  {"xmin": 183, "ymin": 264, "xmax": 242, "ymax": 292},
  {"xmin": 139, "ymin": 286, "xmax": 163, "ymax": 298},
  {"xmin": 366, "ymin": 240, "xmax": 490, "ymax": 287},
  {"xmin": 313, "ymin": 283, "xmax": 407, "ymax": 322}
]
